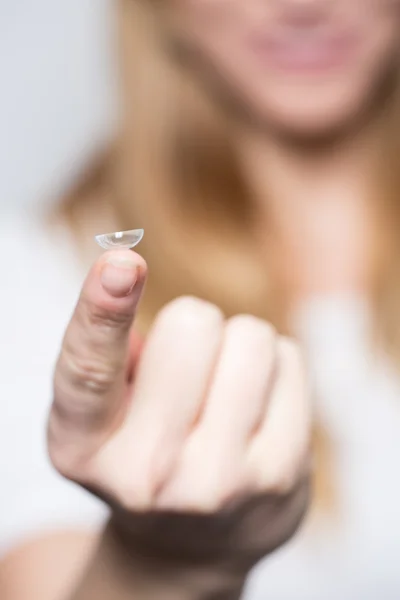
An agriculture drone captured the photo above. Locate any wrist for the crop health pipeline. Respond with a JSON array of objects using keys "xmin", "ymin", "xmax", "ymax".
[
  {"xmin": 108, "ymin": 519, "xmax": 245, "ymax": 600},
  {"xmin": 73, "ymin": 519, "xmax": 245, "ymax": 600}
]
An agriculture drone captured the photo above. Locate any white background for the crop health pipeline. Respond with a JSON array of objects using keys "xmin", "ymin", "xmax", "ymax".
[{"xmin": 0, "ymin": 0, "xmax": 115, "ymax": 214}]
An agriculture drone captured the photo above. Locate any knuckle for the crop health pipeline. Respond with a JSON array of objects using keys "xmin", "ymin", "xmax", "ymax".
[
  {"xmin": 59, "ymin": 345, "xmax": 119, "ymax": 395},
  {"xmin": 261, "ymin": 451, "xmax": 310, "ymax": 497},
  {"xmin": 187, "ymin": 475, "xmax": 235, "ymax": 514},
  {"xmin": 83, "ymin": 297, "xmax": 133, "ymax": 331},
  {"xmin": 114, "ymin": 481, "xmax": 153, "ymax": 513},
  {"xmin": 93, "ymin": 448, "xmax": 155, "ymax": 513},
  {"xmin": 157, "ymin": 296, "xmax": 223, "ymax": 329},
  {"xmin": 226, "ymin": 315, "xmax": 277, "ymax": 357},
  {"xmin": 265, "ymin": 469, "xmax": 298, "ymax": 496},
  {"xmin": 52, "ymin": 389, "xmax": 103, "ymax": 431},
  {"xmin": 199, "ymin": 490, "xmax": 231, "ymax": 514},
  {"xmin": 227, "ymin": 314, "xmax": 276, "ymax": 342}
]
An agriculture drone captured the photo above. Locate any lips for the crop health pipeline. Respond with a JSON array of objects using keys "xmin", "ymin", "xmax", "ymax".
[{"xmin": 248, "ymin": 29, "xmax": 358, "ymax": 74}]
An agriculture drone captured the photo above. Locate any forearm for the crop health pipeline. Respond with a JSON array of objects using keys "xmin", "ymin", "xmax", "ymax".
[{"xmin": 70, "ymin": 521, "xmax": 245, "ymax": 600}]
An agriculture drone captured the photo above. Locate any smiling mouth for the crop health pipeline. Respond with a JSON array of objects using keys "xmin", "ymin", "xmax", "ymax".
[{"xmin": 248, "ymin": 29, "xmax": 359, "ymax": 74}]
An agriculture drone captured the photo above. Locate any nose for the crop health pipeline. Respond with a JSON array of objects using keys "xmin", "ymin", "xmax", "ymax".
[
  {"xmin": 273, "ymin": 0, "xmax": 334, "ymax": 24},
  {"xmin": 280, "ymin": 0, "xmax": 332, "ymax": 5}
]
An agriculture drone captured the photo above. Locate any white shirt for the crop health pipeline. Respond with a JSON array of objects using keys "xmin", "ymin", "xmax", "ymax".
[
  {"xmin": 0, "ymin": 212, "xmax": 107, "ymax": 553},
  {"xmin": 2, "ymin": 211, "xmax": 400, "ymax": 599}
]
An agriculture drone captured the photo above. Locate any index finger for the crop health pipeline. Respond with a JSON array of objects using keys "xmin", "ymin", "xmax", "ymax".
[{"xmin": 50, "ymin": 250, "xmax": 147, "ymax": 460}]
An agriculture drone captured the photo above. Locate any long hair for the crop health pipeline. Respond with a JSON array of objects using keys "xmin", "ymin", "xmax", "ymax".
[{"xmin": 60, "ymin": 0, "xmax": 400, "ymax": 512}]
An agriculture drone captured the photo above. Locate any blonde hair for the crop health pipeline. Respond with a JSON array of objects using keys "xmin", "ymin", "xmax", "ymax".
[{"xmin": 60, "ymin": 0, "xmax": 400, "ymax": 511}]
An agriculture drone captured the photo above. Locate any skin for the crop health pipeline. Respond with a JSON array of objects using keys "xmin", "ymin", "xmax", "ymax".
[
  {"xmin": 172, "ymin": 0, "xmax": 400, "ymax": 137},
  {"xmin": 171, "ymin": 0, "xmax": 400, "ymax": 306},
  {"xmin": 1, "ymin": 1, "xmax": 400, "ymax": 599},
  {"xmin": 42, "ymin": 251, "xmax": 310, "ymax": 600},
  {"xmin": 56, "ymin": 252, "xmax": 309, "ymax": 594}
]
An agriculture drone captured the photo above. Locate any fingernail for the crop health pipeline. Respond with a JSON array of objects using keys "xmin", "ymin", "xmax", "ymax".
[{"xmin": 101, "ymin": 255, "xmax": 138, "ymax": 297}]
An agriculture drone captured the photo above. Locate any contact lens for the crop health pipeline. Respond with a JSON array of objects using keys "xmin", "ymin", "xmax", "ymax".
[{"xmin": 95, "ymin": 228, "xmax": 144, "ymax": 250}]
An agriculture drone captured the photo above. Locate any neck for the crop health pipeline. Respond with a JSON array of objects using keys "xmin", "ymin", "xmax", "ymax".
[
  {"xmin": 235, "ymin": 116, "xmax": 387, "ymax": 308},
  {"xmin": 237, "ymin": 116, "xmax": 384, "ymax": 225}
]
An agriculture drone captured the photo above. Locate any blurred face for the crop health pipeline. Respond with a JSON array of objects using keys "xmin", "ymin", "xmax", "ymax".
[{"xmin": 171, "ymin": 0, "xmax": 400, "ymax": 137}]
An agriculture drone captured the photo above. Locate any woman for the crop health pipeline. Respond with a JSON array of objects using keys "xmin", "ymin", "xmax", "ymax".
[{"xmin": 1, "ymin": 0, "xmax": 400, "ymax": 598}]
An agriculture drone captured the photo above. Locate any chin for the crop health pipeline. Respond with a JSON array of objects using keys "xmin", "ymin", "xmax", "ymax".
[
  {"xmin": 248, "ymin": 85, "xmax": 371, "ymax": 142},
  {"xmin": 264, "ymin": 108, "xmax": 359, "ymax": 142}
]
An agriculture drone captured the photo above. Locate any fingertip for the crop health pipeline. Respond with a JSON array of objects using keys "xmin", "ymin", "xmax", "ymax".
[
  {"xmin": 99, "ymin": 250, "xmax": 147, "ymax": 276},
  {"xmin": 101, "ymin": 265, "xmax": 138, "ymax": 299},
  {"xmin": 89, "ymin": 250, "xmax": 147, "ymax": 299}
]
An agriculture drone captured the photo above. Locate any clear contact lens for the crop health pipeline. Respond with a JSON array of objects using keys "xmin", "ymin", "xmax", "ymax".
[{"xmin": 95, "ymin": 228, "xmax": 144, "ymax": 250}]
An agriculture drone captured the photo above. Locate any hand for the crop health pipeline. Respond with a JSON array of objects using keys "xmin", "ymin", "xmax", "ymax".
[{"xmin": 48, "ymin": 250, "xmax": 311, "ymax": 595}]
